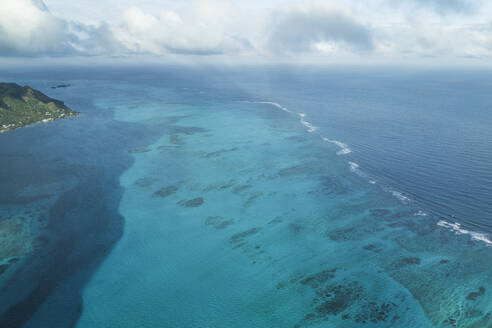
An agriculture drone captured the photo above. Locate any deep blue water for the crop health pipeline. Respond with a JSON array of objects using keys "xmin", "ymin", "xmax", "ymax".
[
  {"xmin": 240, "ymin": 67, "xmax": 492, "ymax": 232},
  {"xmin": 0, "ymin": 65, "xmax": 491, "ymax": 327}
]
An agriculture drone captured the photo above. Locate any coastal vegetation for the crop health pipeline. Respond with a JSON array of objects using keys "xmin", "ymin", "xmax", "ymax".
[{"xmin": 0, "ymin": 83, "xmax": 78, "ymax": 133}]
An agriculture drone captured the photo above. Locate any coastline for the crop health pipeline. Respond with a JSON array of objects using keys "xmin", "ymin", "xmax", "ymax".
[{"xmin": 0, "ymin": 114, "xmax": 80, "ymax": 133}]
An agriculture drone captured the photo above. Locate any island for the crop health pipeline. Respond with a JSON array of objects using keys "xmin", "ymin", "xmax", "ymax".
[
  {"xmin": 51, "ymin": 84, "xmax": 71, "ymax": 89},
  {"xmin": 0, "ymin": 83, "xmax": 79, "ymax": 133}
]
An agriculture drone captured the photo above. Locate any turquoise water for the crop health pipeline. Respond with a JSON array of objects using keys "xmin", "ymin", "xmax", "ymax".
[{"xmin": 1, "ymin": 66, "xmax": 492, "ymax": 327}]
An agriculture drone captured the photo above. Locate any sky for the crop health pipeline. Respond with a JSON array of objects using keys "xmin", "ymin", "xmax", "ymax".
[{"xmin": 1, "ymin": 0, "xmax": 492, "ymax": 65}]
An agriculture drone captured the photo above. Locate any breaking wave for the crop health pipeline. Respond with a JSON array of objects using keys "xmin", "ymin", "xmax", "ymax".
[
  {"xmin": 243, "ymin": 100, "xmax": 492, "ymax": 248},
  {"xmin": 437, "ymin": 220, "xmax": 492, "ymax": 246},
  {"xmin": 322, "ymin": 138, "xmax": 352, "ymax": 155},
  {"xmin": 244, "ymin": 100, "xmax": 416, "ymax": 205}
]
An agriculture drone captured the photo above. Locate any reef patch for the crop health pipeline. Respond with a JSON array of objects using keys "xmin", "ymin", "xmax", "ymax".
[
  {"xmin": 178, "ymin": 197, "xmax": 204, "ymax": 207},
  {"xmin": 203, "ymin": 147, "xmax": 238, "ymax": 158},
  {"xmin": 153, "ymin": 186, "xmax": 179, "ymax": 198},
  {"xmin": 128, "ymin": 148, "xmax": 151, "ymax": 154},
  {"xmin": 135, "ymin": 177, "xmax": 155, "ymax": 188},
  {"xmin": 230, "ymin": 227, "xmax": 262, "ymax": 244},
  {"xmin": 205, "ymin": 216, "xmax": 235, "ymax": 230},
  {"xmin": 466, "ymin": 287, "xmax": 486, "ymax": 301},
  {"xmin": 232, "ymin": 184, "xmax": 252, "ymax": 194}
]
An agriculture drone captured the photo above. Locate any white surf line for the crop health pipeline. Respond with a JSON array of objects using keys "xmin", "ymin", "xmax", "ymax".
[
  {"xmin": 243, "ymin": 101, "xmax": 423, "ymax": 206},
  {"xmin": 347, "ymin": 161, "xmax": 375, "ymax": 185},
  {"xmin": 242, "ymin": 101, "xmax": 353, "ymax": 154},
  {"xmin": 322, "ymin": 137, "xmax": 352, "ymax": 155},
  {"xmin": 437, "ymin": 220, "xmax": 492, "ymax": 246},
  {"xmin": 241, "ymin": 101, "xmax": 293, "ymax": 114},
  {"xmin": 299, "ymin": 113, "xmax": 318, "ymax": 133},
  {"xmin": 242, "ymin": 101, "xmax": 319, "ymax": 133}
]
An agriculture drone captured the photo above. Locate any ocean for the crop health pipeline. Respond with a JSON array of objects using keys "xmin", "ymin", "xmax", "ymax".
[{"xmin": 0, "ymin": 64, "xmax": 491, "ymax": 327}]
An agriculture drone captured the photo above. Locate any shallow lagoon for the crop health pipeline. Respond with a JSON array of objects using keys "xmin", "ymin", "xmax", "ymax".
[{"xmin": 1, "ymin": 66, "xmax": 492, "ymax": 327}]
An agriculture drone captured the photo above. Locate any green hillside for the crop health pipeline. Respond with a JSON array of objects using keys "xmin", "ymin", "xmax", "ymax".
[{"xmin": 0, "ymin": 83, "xmax": 79, "ymax": 133}]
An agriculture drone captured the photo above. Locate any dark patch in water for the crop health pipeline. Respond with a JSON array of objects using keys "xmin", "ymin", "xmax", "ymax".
[
  {"xmin": 0, "ymin": 91, "xmax": 164, "ymax": 327},
  {"xmin": 300, "ymin": 269, "xmax": 337, "ymax": 288},
  {"xmin": 355, "ymin": 302, "xmax": 397, "ymax": 324},
  {"xmin": 153, "ymin": 186, "xmax": 179, "ymax": 198},
  {"xmin": 203, "ymin": 147, "xmax": 238, "ymax": 158},
  {"xmin": 0, "ymin": 175, "xmax": 125, "ymax": 328},
  {"xmin": 289, "ymin": 223, "xmax": 304, "ymax": 233},
  {"xmin": 205, "ymin": 216, "xmax": 234, "ymax": 229},
  {"xmin": 243, "ymin": 192, "xmax": 263, "ymax": 208},
  {"xmin": 392, "ymin": 257, "xmax": 421, "ymax": 269},
  {"xmin": 179, "ymin": 197, "xmax": 204, "ymax": 207},
  {"xmin": 170, "ymin": 134, "xmax": 184, "ymax": 145},
  {"xmin": 230, "ymin": 227, "xmax": 261, "ymax": 244},
  {"xmin": 296, "ymin": 269, "xmax": 402, "ymax": 327},
  {"xmin": 443, "ymin": 317, "xmax": 457, "ymax": 326},
  {"xmin": 128, "ymin": 148, "xmax": 151, "ymax": 154},
  {"xmin": 231, "ymin": 242, "xmax": 247, "ymax": 250},
  {"xmin": 203, "ymin": 180, "xmax": 237, "ymax": 192},
  {"xmin": 135, "ymin": 177, "xmax": 154, "ymax": 187},
  {"xmin": 466, "ymin": 287, "xmax": 486, "ymax": 301},
  {"xmin": 363, "ymin": 244, "xmax": 383, "ymax": 253},
  {"xmin": 157, "ymin": 145, "xmax": 180, "ymax": 151},
  {"xmin": 233, "ymin": 184, "xmax": 252, "ymax": 195},
  {"xmin": 276, "ymin": 281, "xmax": 287, "ymax": 290},
  {"xmin": 165, "ymin": 125, "xmax": 207, "ymax": 135},
  {"xmin": 326, "ymin": 227, "xmax": 356, "ymax": 241},
  {"xmin": 402, "ymin": 257, "xmax": 421, "ymax": 265},
  {"xmin": 0, "ymin": 264, "xmax": 9, "ymax": 275},
  {"xmin": 268, "ymin": 216, "xmax": 283, "ymax": 225},
  {"xmin": 313, "ymin": 280, "xmax": 364, "ymax": 316}
]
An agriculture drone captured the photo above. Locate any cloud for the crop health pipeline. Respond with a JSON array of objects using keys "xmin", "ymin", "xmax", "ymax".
[
  {"xmin": 409, "ymin": 0, "xmax": 478, "ymax": 14},
  {"xmin": 0, "ymin": 0, "xmax": 70, "ymax": 56},
  {"xmin": 111, "ymin": 1, "xmax": 255, "ymax": 56},
  {"xmin": 0, "ymin": 0, "xmax": 122, "ymax": 56},
  {"xmin": 267, "ymin": 3, "xmax": 373, "ymax": 54},
  {"xmin": 67, "ymin": 22, "xmax": 123, "ymax": 55},
  {"xmin": 2, "ymin": 0, "xmax": 492, "ymax": 63}
]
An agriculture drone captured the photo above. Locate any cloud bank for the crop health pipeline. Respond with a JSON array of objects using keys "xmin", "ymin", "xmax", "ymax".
[
  {"xmin": 267, "ymin": 3, "xmax": 373, "ymax": 55},
  {"xmin": 2, "ymin": 0, "xmax": 492, "ymax": 63}
]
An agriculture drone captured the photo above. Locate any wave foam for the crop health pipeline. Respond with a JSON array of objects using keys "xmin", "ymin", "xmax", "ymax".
[
  {"xmin": 389, "ymin": 190, "xmax": 411, "ymax": 204},
  {"xmin": 348, "ymin": 161, "xmax": 360, "ymax": 172},
  {"xmin": 242, "ymin": 101, "xmax": 292, "ymax": 114},
  {"xmin": 437, "ymin": 220, "xmax": 492, "ymax": 246},
  {"xmin": 244, "ymin": 101, "xmax": 319, "ymax": 133},
  {"xmin": 299, "ymin": 113, "xmax": 318, "ymax": 133},
  {"xmin": 322, "ymin": 138, "xmax": 352, "ymax": 155}
]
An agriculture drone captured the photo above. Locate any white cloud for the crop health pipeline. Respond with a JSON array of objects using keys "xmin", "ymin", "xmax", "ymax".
[
  {"xmin": 2, "ymin": 0, "xmax": 492, "ymax": 64},
  {"xmin": 111, "ymin": 0, "xmax": 257, "ymax": 56},
  {"xmin": 266, "ymin": 2, "xmax": 373, "ymax": 55},
  {"xmin": 0, "ymin": 0, "xmax": 69, "ymax": 55}
]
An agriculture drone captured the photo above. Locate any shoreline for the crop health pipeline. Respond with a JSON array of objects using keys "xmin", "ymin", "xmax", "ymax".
[{"xmin": 0, "ymin": 113, "xmax": 80, "ymax": 133}]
